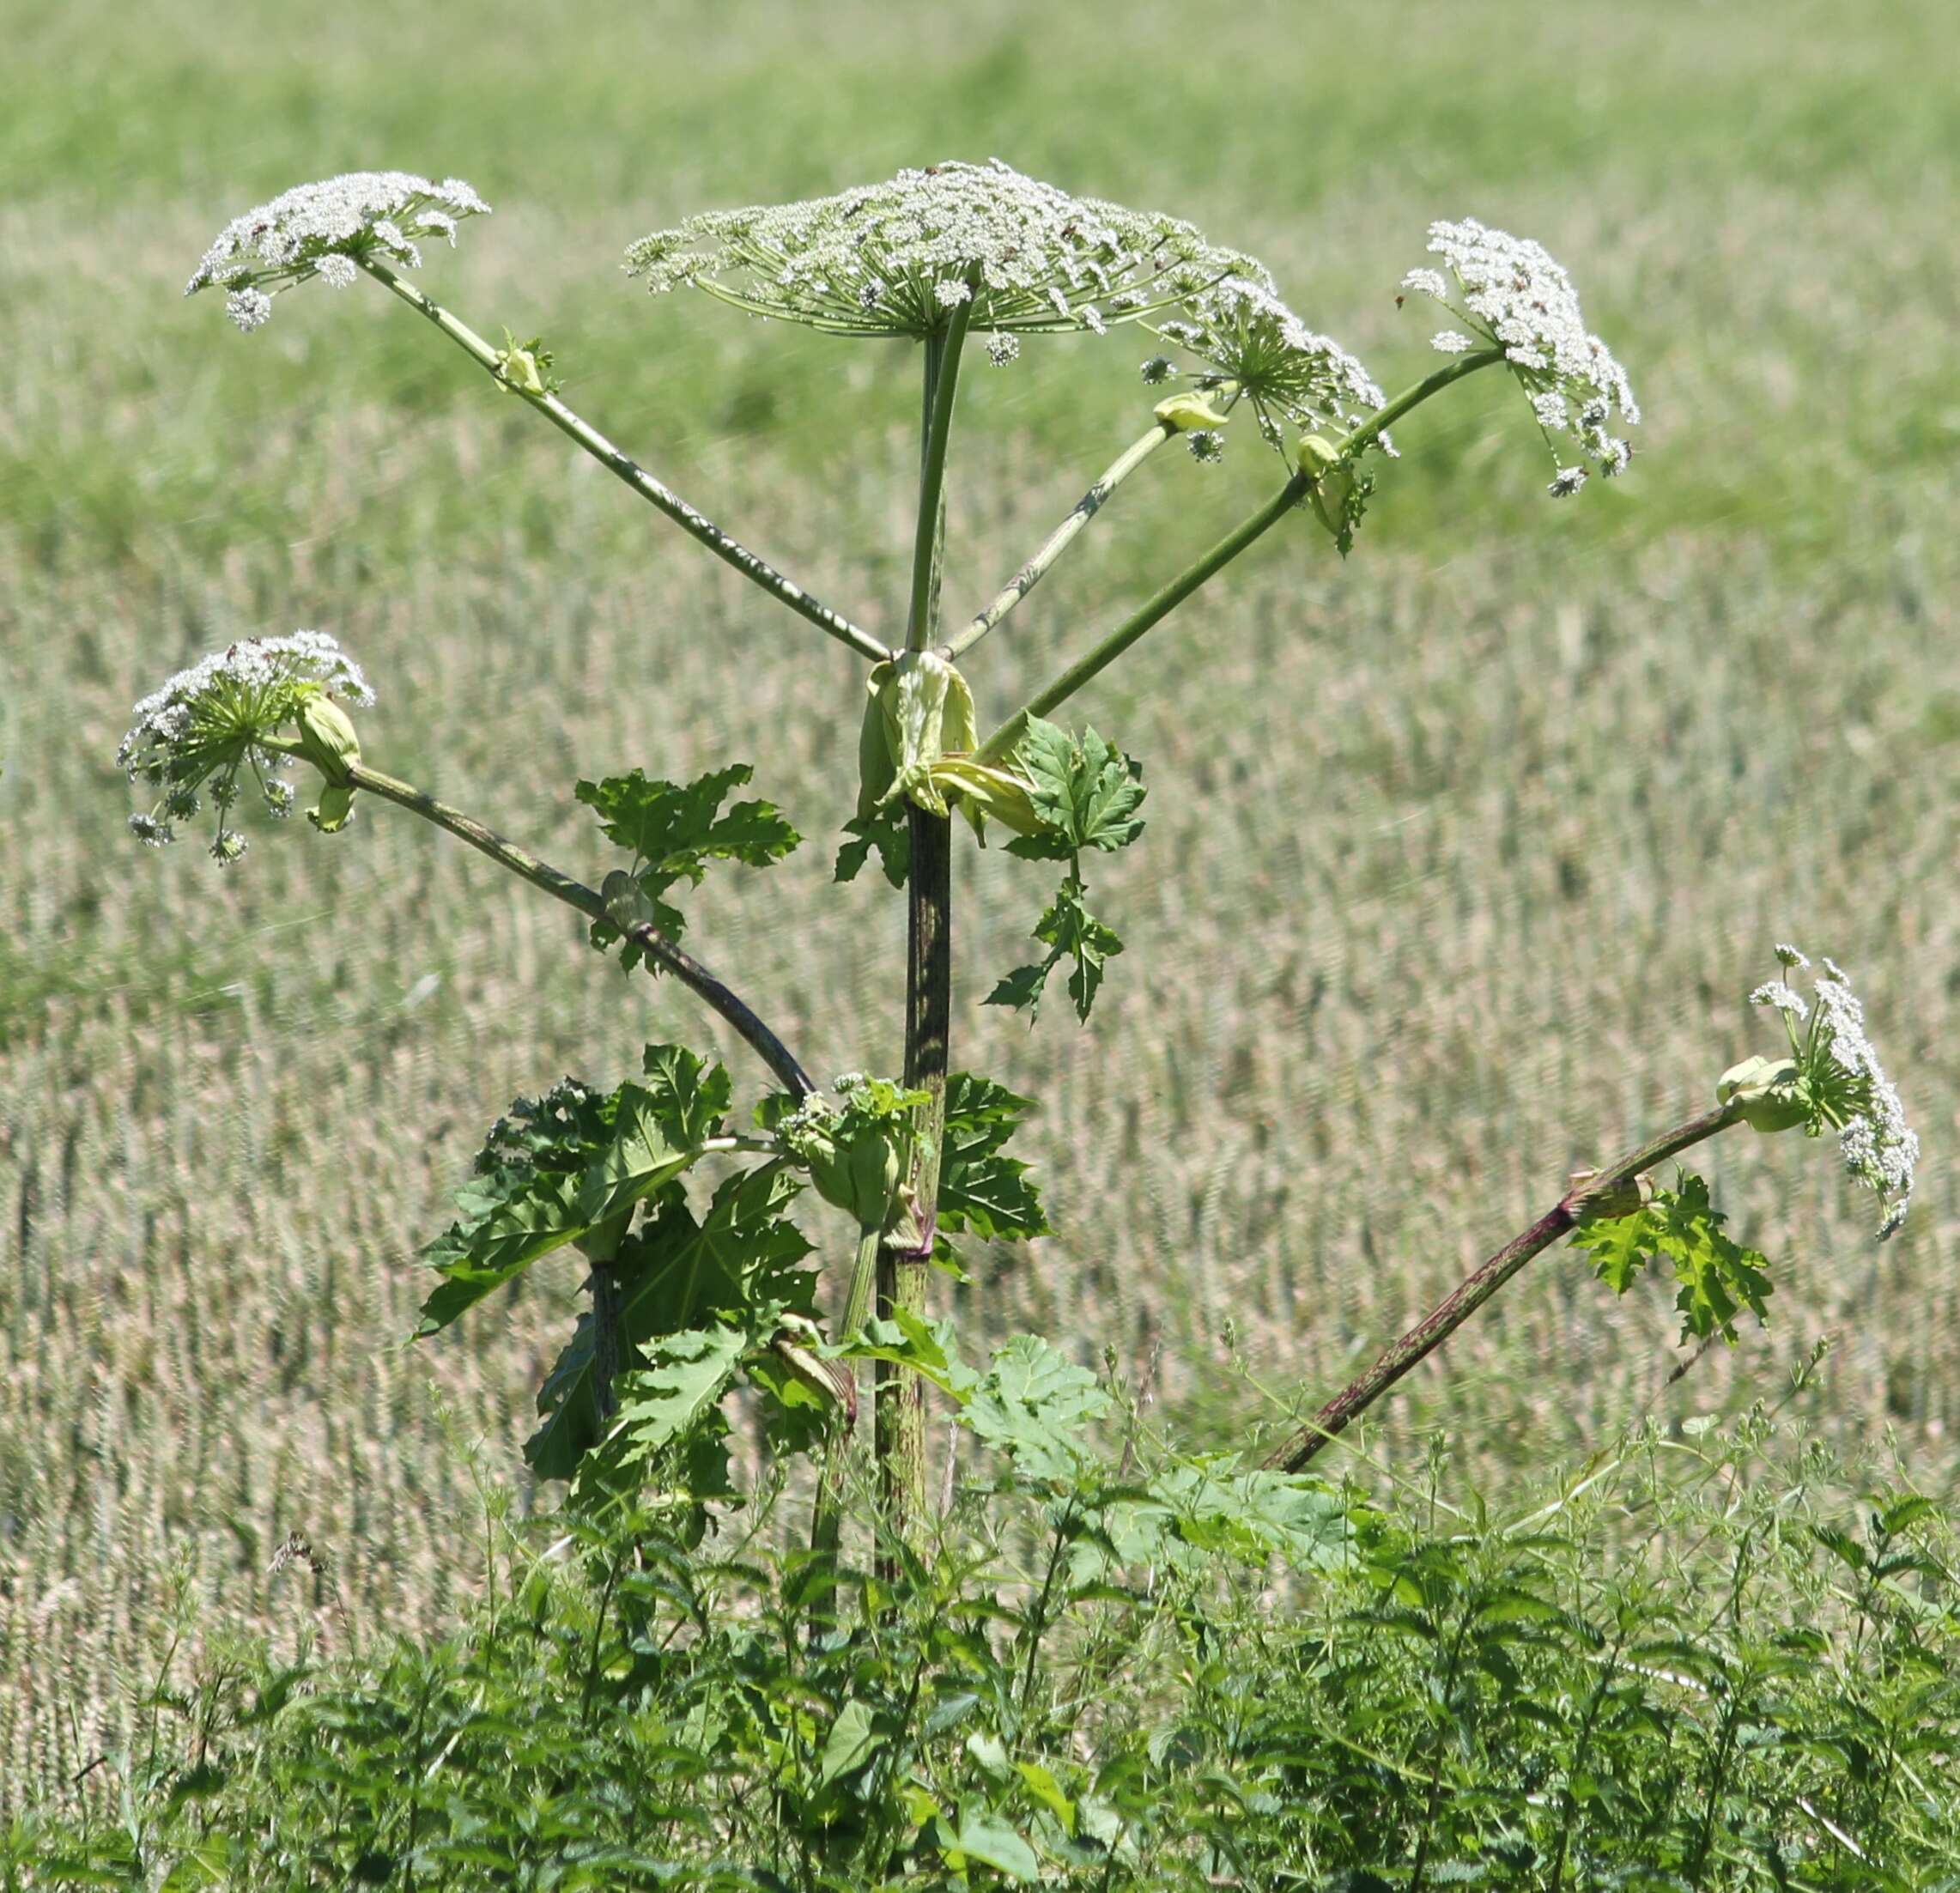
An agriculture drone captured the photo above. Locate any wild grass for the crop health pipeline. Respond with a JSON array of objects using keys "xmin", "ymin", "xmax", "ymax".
[{"xmin": 2, "ymin": 0, "xmax": 1957, "ymax": 1796}]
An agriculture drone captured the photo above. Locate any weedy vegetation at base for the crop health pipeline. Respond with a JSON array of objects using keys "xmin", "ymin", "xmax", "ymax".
[{"xmin": 9, "ymin": 1412, "xmax": 1959, "ymax": 1886}]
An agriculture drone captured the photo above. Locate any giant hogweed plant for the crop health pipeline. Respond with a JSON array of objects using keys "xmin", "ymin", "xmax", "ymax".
[{"xmin": 135, "ymin": 163, "xmax": 1916, "ymax": 1549}]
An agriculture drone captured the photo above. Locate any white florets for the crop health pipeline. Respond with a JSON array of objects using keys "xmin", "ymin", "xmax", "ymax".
[
  {"xmin": 1153, "ymin": 275, "xmax": 1389, "ymax": 463},
  {"xmin": 625, "ymin": 158, "xmax": 1259, "ymax": 343},
  {"xmin": 119, "ymin": 632, "xmax": 373, "ymax": 859},
  {"xmin": 186, "ymin": 173, "xmax": 490, "ymax": 325},
  {"xmin": 985, "ymin": 332, "xmax": 1019, "ymax": 367},
  {"xmin": 1403, "ymin": 217, "xmax": 1638, "ymax": 488},
  {"xmin": 1755, "ymin": 948, "xmax": 1918, "ymax": 1238},
  {"xmin": 226, "ymin": 288, "xmax": 273, "ymax": 332},
  {"xmin": 1749, "ymin": 980, "xmax": 1809, "ymax": 1022}
]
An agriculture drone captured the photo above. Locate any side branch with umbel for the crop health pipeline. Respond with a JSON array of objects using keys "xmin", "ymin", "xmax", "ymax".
[
  {"xmin": 262, "ymin": 745, "xmax": 815, "ymax": 1100},
  {"xmin": 1265, "ymin": 1103, "xmax": 1740, "ymax": 1472}
]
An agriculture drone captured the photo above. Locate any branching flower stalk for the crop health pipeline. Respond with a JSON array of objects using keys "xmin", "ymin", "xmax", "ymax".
[{"xmin": 146, "ymin": 160, "xmax": 1914, "ymax": 1574}]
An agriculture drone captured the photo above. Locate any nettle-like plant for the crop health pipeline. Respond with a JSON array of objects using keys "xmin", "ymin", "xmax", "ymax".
[{"xmin": 138, "ymin": 164, "xmax": 1916, "ymax": 1555}]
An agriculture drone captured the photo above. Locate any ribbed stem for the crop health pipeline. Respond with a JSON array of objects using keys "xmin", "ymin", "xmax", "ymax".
[
  {"xmin": 1265, "ymin": 1105, "xmax": 1739, "ymax": 1472},
  {"xmin": 357, "ymin": 258, "xmax": 891, "ymax": 664},
  {"xmin": 942, "ymin": 421, "xmax": 1174, "ymax": 662},
  {"xmin": 907, "ymin": 300, "xmax": 974, "ymax": 650},
  {"xmin": 974, "ymin": 474, "xmax": 1306, "ymax": 764}
]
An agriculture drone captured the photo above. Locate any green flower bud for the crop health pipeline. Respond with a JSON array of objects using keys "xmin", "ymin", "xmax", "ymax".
[
  {"xmin": 1716, "ymin": 1055, "xmax": 1810, "ymax": 1134},
  {"xmin": 295, "ymin": 694, "xmax": 361, "ymax": 833},
  {"xmin": 1154, "ymin": 391, "xmax": 1231, "ymax": 433},
  {"xmin": 1295, "ymin": 434, "xmax": 1356, "ymax": 543}
]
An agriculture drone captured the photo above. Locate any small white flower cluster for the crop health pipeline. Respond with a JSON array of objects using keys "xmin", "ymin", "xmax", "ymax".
[
  {"xmin": 186, "ymin": 173, "xmax": 490, "ymax": 329},
  {"xmin": 1402, "ymin": 218, "xmax": 1638, "ymax": 495},
  {"xmin": 118, "ymin": 631, "xmax": 373, "ymax": 864},
  {"xmin": 625, "ymin": 159, "xmax": 1258, "ymax": 343},
  {"xmin": 1751, "ymin": 944, "xmax": 1918, "ymax": 1237},
  {"xmin": 1150, "ymin": 275, "xmax": 1388, "ymax": 459}
]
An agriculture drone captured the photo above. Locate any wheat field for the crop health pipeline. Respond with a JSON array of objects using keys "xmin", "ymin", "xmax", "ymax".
[{"xmin": 2, "ymin": 0, "xmax": 1956, "ymax": 1796}]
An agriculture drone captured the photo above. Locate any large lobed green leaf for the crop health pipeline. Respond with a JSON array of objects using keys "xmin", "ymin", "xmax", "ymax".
[{"xmin": 578, "ymin": 763, "xmax": 798, "ymax": 968}]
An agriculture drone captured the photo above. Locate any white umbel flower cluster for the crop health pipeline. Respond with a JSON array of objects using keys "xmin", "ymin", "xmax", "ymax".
[
  {"xmin": 118, "ymin": 632, "xmax": 373, "ymax": 863},
  {"xmin": 1150, "ymin": 275, "xmax": 1388, "ymax": 459},
  {"xmin": 624, "ymin": 159, "xmax": 1258, "ymax": 343},
  {"xmin": 1401, "ymin": 218, "xmax": 1638, "ymax": 494},
  {"xmin": 1750, "ymin": 947, "xmax": 1919, "ymax": 1237},
  {"xmin": 187, "ymin": 173, "xmax": 490, "ymax": 329}
]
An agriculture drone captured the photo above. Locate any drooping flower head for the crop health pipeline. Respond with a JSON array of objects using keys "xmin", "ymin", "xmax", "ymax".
[
  {"xmin": 624, "ymin": 159, "xmax": 1260, "ymax": 347},
  {"xmin": 118, "ymin": 632, "xmax": 373, "ymax": 863},
  {"xmin": 1147, "ymin": 276, "xmax": 1389, "ymax": 460},
  {"xmin": 1739, "ymin": 948, "xmax": 1919, "ymax": 1237},
  {"xmin": 1401, "ymin": 218, "xmax": 1638, "ymax": 496},
  {"xmin": 186, "ymin": 173, "xmax": 490, "ymax": 330}
]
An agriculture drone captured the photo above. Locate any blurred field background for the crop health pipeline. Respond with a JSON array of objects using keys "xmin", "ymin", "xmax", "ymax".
[{"xmin": 3, "ymin": 0, "xmax": 1957, "ymax": 1798}]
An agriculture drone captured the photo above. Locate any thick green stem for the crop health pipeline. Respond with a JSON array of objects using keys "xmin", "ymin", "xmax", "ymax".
[
  {"xmin": 907, "ymin": 298, "xmax": 974, "ymax": 650},
  {"xmin": 1265, "ymin": 1105, "xmax": 1739, "ymax": 1472},
  {"xmin": 968, "ymin": 349, "xmax": 1508, "ymax": 761},
  {"xmin": 356, "ymin": 258, "xmax": 891, "ymax": 664},
  {"xmin": 942, "ymin": 420, "xmax": 1174, "ymax": 663},
  {"xmin": 1335, "ymin": 347, "xmax": 1505, "ymax": 460},
  {"xmin": 278, "ymin": 749, "xmax": 815, "ymax": 1099},
  {"xmin": 974, "ymin": 474, "xmax": 1307, "ymax": 764},
  {"xmin": 880, "ymin": 804, "xmax": 950, "ymax": 1567}
]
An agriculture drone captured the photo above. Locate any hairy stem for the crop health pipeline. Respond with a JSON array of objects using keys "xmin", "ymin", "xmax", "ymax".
[
  {"xmin": 1266, "ymin": 1105, "xmax": 1739, "ymax": 1472},
  {"xmin": 878, "ymin": 330, "xmax": 962, "ymax": 1568},
  {"xmin": 356, "ymin": 258, "xmax": 891, "ymax": 664},
  {"xmin": 272, "ymin": 748, "xmax": 815, "ymax": 1098},
  {"xmin": 810, "ymin": 1219, "xmax": 886, "ymax": 1562},
  {"xmin": 941, "ymin": 420, "xmax": 1174, "ymax": 663},
  {"xmin": 974, "ymin": 473, "xmax": 1307, "ymax": 763},
  {"xmin": 907, "ymin": 296, "xmax": 974, "ymax": 650}
]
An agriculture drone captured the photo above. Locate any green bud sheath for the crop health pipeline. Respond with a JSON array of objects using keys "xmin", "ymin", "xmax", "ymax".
[
  {"xmin": 1716, "ymin": 1055, "xmax": 1810, "ymax": 1134},
  {"xmin": 1154, "ymin": 391, "xmax": 1232, "ymax": 432},
  {"xmin": 295, "ymin": 694, "xmax": 362, "ymax": 832},
  {"xmin": 1295, "ymin": 434, "xmax": 1355, "ymax": 543},
  {"xmin": 856, "ymin": 662, "xmax": 898, "ymax": 821}
]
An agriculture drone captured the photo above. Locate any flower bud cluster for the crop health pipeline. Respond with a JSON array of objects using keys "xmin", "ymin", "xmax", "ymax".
[
  {"xmin": 1150, "ymin": 276, "xmax": 1388, "ymax": 460},
  {"xmin": 118, "ymin": 631, "xmax": 373, "ymax": 864},
  {"xmin": 1744, "ymin": 945, "xmax": 1918, "ymax": 1237},
  {"xmin": 1402, "ymin": 218, "xmax": 1638, "ymax": 494},
  {"xmin": 186, "ymin": 173, "xmax": 490, "ymax": 329},
  {"xmin": 625, "ymin": 158, "xmax": 1260, "ymax": 345}
]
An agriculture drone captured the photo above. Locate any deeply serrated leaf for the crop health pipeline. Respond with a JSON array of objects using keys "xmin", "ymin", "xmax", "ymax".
[
  {"xmin": 965, "ymin": 1334, "xmax": 1112, "ymax": 1482},
  {"xmin": 417, "ymin": 1167, "xmax": 590, "ymax": 1336},
  {"xmin": 578, "ymin": 764, "xmax": 798, "ymax": 965},
  {"xmin": 613, "ymin": 1326, "xmax": 748, "ymax": 1453},
  {"xmin": 939, "ymin": 1073, "xmax": 1049, "ymax": 1241},
  {"xmin": 573, "ymin": 1051, "xmax": 729, "ymax": 1228},
  {"xmin": 525, "ymin": 1168, "xmax": 813, "ymax": 1478}
]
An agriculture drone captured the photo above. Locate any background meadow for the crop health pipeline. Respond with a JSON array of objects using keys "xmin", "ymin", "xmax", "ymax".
[{"xmin": 2, "ymin": 0, "xmax": 1956, "ymax": 1795}]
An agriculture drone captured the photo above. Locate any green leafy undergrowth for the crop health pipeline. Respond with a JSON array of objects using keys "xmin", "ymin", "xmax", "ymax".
[{"xmin": 12, "ymin": 1404, "xmax": 1959, "ymax": 1890}]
